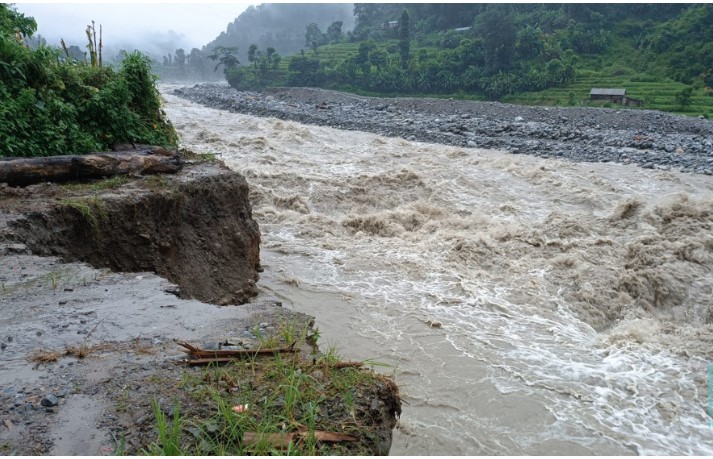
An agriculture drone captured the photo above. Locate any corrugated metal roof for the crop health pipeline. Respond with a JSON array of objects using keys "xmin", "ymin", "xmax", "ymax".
[{"xmin": 590, "ymin": 88, "xmax": 626, "ymax": 96}]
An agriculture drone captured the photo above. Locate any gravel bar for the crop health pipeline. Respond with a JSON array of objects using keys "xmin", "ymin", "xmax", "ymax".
[{"xmin": 173, "ymin": 83, "xmax": 713, "ymax": 175}]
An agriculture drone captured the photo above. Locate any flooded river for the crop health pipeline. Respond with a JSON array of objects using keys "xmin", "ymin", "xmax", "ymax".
[{"xmin": 162, "ymin": 87, "xmax": 713, "ymax": 455}]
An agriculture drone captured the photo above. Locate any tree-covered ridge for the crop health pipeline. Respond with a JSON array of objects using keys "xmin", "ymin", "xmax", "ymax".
[
  {"xmin": 212, "ymin": 3, "xmax": 712, "ymax": 116},
  {"xmin": 0, "ymin": 4, "xmax": 176, "ymax": 158},
  {"xmin": 205, "ymin": 4, "xmax": 353, "ymax": 66}
]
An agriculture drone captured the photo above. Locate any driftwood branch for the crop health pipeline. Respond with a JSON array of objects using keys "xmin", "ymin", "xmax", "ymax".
[
  {"xmin": 0, "ymin": 148, "xmax": 182, "ymax": 186},
  {"xmin": 175, "ymin": 340, "xmax": 297, "ymax": 365},
  {"xmin": 329, "ymin": 361, "xmax": 364, "ymax": 369},
  {"xmin": 243, "ymin": 430, "xmax": 357, "ymax": 450}
]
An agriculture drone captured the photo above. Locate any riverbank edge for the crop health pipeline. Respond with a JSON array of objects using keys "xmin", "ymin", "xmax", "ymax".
[{"xmin": 0, "ymin": 159, "xmax": 401, "ymax": 455}]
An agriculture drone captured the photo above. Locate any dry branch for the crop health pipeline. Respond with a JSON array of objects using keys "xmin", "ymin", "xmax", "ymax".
[
  {"xmin": 242, "ymin": 430, "xmax": 357, "ymax": 450},
  {"xmin": 0, "ymin": 148, "xmax": 183, "ymax": 186},
  {"xmin": 329, "ymin": 361, "xmax": 364, "ymax": 369},
  {"xmin": 175, "ymin": 340, "xmax": 297, "ymax": 365}
]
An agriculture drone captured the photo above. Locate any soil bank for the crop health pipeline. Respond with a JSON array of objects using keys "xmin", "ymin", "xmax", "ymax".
[{"xmin": 0, "ymin": 161, "xmax": 400, "ymax": 455}]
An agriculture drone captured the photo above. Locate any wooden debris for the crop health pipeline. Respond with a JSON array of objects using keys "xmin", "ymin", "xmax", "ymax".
[
  {"xmin": 175, "ymin": 340, "xmax": 297, "ymax": 365},
  {"xmin": 243, "ymin": 432, "xmax": 295, "ymax": 450},
  {"xmin": 330, "ymin": 361, "xmax": 364, "ymax": 369},
  {"xmin": 0, "ymin": 149, "xmax": 182, "ymax": 186},
  {"xmin": 243, "ymin": 430, "xmax": 357, "ymax": 450}
]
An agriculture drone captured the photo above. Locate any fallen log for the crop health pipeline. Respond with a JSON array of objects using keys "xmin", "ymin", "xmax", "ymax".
[{"xmin": 0, "ymin": 148, "xmax": 183, "ymax": 186}]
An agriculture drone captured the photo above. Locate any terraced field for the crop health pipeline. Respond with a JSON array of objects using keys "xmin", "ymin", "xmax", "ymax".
[
  {"xmin": 504, "ymin": 71, "xmax": 713, "ymax": 117},
  {"xmin": 273, "ymin": 37, "xmax": 713, "ymax": 118}
]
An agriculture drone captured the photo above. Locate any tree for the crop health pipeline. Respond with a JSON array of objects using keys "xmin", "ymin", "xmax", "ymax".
[
  {"xmin": 175, "ymin": 48, "xmax": 186, "ymax": 73},
  {"xmin": 305, "ymin": 23, "xmax": 325, "ymax": 54},
  {"xmin": 188, "ymin": 48, "xmax": 205, "ymax": 79},
  {"xmin": 398, "ymin": 8, "xmax": 411, "ymax": 68},
  {"xmin": 272, "ymin": 53, "xmax": 282, "ymax": 70},
  {"xmin": 477, "ymin": 6, "xmax": 517, "ymax": 74},
  {"xmin": 516, "ymin": 26, "xmax": 544, "ymax": 59},
  {"xmin": 327, "ymin": 21, "xmax": 343, "ymax": 44},
  {"xmin": 208, "ymin": 46, "xmax": 240, "ymax": 72},
  {"xmin": 288, "ymin": 56, "xmax": 324, "ymax": 86},
  {"xmin": 0, "ymin": 4, "xmax": 37, "ymax": 37},
  {"xmin": 247, "ymin": 43, "xmax": 258, "ymax": 68},
  {"xmin": 369, "ymin": 49, "xmax": 388, "ymax": 70},
  {"xmin": 675, "ymin": 86, "xmax": 693, "ymax": 110},
  {"xmin": 266, "ymin": 46, "xmax": 276, "ymax": 63},
  {"xmin": 357, "ymin": 40, "xmax": 377, "ymax": 75}
]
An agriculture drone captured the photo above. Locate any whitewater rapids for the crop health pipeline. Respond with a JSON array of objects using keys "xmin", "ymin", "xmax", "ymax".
[{"xmin": 162, "ymin": 87, "xmax": 713, "ymax": 455}]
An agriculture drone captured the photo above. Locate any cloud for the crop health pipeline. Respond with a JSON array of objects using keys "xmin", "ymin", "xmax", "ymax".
[{"xmin": 14, "ymin": 3, "xmax": 253, "ymax": 56}]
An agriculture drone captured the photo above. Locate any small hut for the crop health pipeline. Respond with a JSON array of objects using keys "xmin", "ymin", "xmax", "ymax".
[
  {"xmin": 589, "ymin": 88, "xmax": 643, "ymax": 106},
  {"xmin": 590, "ymin": 88, "xmax": 627, "ymax": 104}
]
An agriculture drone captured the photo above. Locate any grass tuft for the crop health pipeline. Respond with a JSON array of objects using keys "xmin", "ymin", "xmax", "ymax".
[
  {"xmin": 145, "ymin": 400, "xmax": 185, "ymax": 455},
  {"xmin": 138, "ymin": 320, "xmax": 398, "ymax": 455},
  {"xmin": 58, "ymin": 197, "xmax": 108, "ymax": 232},
  {"xmin": 61, "ymin": 175, "xmax": 131, "ymax": 193},
  {"xmin": 180, "ymin": 148, "xmax": 218, "ymax": 162}
]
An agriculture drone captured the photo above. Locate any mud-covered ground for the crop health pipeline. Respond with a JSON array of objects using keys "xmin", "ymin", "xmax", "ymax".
[
  {"xmin": 173, "ymin": 84, "xmax": 713, "ymax": 175},
  {"xmin": 0, "ymin": 164, "xmax": 400, "ymax": 455},
  {"xmin": 0, "ymin": 248, "xmax": 302, "ymax": 454}
]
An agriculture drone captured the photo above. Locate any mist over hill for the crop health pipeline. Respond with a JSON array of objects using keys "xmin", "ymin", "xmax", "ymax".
[{"xmin": 204, "ymin": 4, "xmax": 354, "ymax": 64}]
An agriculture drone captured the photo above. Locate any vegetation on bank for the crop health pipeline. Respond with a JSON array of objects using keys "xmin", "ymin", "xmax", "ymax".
[
  {"xmin": 134, "ymin": 321, "xmax": 398, "ymax": 456},
  {"xmin": 203, "ymin": 3, "xmax": 713, "ymax": 117},
  {"xmin": 0, "ymin": 4, "xmax": 177, "ymax": 158}
]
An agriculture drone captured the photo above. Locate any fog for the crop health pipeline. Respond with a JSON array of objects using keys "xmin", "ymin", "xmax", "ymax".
[{"xmin": 14, "ymin": 3, "xmax": 253, "ymax": 59}]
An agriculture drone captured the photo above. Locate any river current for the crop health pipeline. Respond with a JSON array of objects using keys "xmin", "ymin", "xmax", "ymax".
[{"xmin": 162, "ymin": 87, "xmax": 713, "ymax": 455}]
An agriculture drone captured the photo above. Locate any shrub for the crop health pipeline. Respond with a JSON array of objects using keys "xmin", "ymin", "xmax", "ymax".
[{"xmin": 0, "ymin": 6, "xmax": 176, "ymax": 157}]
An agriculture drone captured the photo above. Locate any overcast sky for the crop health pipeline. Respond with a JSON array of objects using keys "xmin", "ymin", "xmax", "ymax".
[{"xmin": 14, "ymin": 3, "xmax": 255, "ymax": 54}]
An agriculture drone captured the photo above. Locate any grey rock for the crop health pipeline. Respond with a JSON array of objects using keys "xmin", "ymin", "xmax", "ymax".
[
  {"xmin": 40, "ymin": 394, "xmax": 59, "ymax": 407},
  {"xmin": 3, "ymin": 244, "xmax": 28, "ymax": 255}
]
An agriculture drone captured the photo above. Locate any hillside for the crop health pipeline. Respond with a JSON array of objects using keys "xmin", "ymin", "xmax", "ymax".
[
  {"xmin": 205, "ymin": 4, "xmax": 354, "ymax": 66},
  {"xmin": 202, "ymin": 3, "xmax": 713, "ymax": 117}
]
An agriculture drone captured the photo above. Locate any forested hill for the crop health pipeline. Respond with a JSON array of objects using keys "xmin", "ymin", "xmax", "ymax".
[
  {"xmin": 204, "ymin": 4, "xmax": 354, "ymax": 65},
  {"xmin": 172, "ymin": 3, "xmax": 713, "ymax": 116}
]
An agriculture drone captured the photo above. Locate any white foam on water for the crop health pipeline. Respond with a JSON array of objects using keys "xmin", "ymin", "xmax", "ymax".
[{"xmin": 163, "ymin": 87, "xmax": 713, "ymax": 455}]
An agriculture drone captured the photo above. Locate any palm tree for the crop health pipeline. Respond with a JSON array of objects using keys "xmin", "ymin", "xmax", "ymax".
[{"xmin": 266, "ymin": 47, "xmax": 276, "ymax": 64}]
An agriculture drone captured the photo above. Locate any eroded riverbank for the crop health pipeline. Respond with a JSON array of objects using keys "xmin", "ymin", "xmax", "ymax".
[{"xmin": 0, "ymin": 161, "xmax": 400, "ymax": 455}]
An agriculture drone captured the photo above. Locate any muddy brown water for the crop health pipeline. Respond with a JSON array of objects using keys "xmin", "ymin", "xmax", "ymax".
[{"xmin": 162, "ymin": 86, "xmax": 713, "ymax": 455}]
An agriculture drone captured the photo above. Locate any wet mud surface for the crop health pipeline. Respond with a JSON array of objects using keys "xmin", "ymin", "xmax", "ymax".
[
  {"xmin": 0, "ymin": 250, "xmax": 285, "ymax": 454},
  {"xmin": 0, "ymin": 163, "xmax": 400, "ymax": 455}
]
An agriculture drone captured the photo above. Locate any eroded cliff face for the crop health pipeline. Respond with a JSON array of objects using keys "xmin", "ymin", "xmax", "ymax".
[
  {"xmin": 6, "ymin": 163, "xmax": 261, "ymax": 305},
  {"xmin": 0, "ymin": 161, "xmax": 401, "ymax": 455}
]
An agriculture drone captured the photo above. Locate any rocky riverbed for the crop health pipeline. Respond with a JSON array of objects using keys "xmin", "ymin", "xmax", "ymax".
[{"xmin": 173, "ymin": 84, "xmax": 713, "ymax": 175}]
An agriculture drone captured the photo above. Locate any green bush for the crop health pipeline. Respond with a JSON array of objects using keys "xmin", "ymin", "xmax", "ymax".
[{"xmin": 0, "ymin": 5, "xmax": 176, "ymax": 158}]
